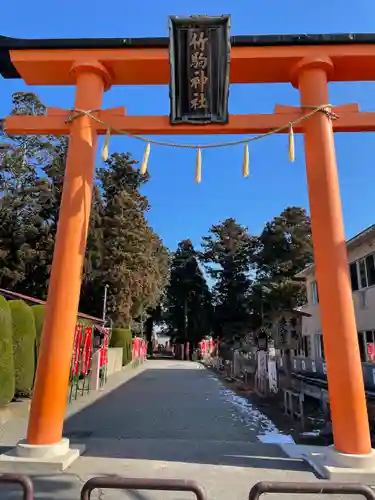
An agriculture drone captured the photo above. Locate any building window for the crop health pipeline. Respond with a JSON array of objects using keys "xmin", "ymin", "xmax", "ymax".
[
  {"xmin": 301, "ymin": 335, "xmax": 310, "ymax": 358},
  {"xmin": 311, "ymin": 280, "xmax": 319, "ymax": 305},
  {"xmin": 350, "ymin": 262, "xmax": 359, "ymax": 291},
  {"xmin": 350, "ymin": 252, "xmax": 375, "ymax": 291},
  {"xmin": 359, "ymin": 259, "xmax": 367, "ymax": 288},
  {"xmin": 358, "ymin": 332, "xmax": 366, "ymax": 361},
  {"xmin": 317, "ymin": 334, "xmax": 325, "ymax": 360},
  {"xmin": 366, "ymin": 254, "xmax": 375, "ymax": 287}
]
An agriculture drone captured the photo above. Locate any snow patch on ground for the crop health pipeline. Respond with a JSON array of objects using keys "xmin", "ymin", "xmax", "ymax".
[
  {"xmin": 300, "ymin": 430, "xmax": 321, "ymax": 437},
  {"xmin": 219, "ymin": 387, "xmax": 295, "ymax": 445}
]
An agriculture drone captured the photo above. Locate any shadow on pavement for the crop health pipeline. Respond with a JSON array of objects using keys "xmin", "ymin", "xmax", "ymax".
[{"xmin": 63, "ymin": 366, "xmax": 313, "ymax": 473}]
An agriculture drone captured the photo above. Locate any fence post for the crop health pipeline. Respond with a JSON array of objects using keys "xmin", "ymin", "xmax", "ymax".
[{"xmin": 90, "ymin": 350, "xmax": 101, "ymax": 391}]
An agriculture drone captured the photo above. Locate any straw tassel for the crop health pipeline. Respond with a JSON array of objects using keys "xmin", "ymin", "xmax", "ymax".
[
  {"xmin": 288, "ymin": 123, "xmax": 295, "ymax": 162},
  {"xmin": 101, "ymin": 128, "xmax": 111, "ymax": 162},
  {"xmin": 195, "ymin": 148, "xmax": 202, "ymax": 183},
  {"xmin": 140, "ymin": 142, "xmax": 151, "ymax": 175},
  {"xmin": 242, "ymin": 143, "xmax": 249, "ymax": 178}
]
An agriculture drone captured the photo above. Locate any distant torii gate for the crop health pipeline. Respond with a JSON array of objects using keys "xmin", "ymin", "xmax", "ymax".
[{"xmin": 1, "ymin": 28, "xmax": 375, "ymax": 461}]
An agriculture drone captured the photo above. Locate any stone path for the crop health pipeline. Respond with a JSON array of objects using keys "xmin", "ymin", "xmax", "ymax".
[{"xmin": 0, "ymin": 360, "xmax": 365, "ymax": 499}]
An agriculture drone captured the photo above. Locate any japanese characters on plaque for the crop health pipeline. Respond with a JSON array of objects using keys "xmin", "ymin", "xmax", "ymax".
[
  {"xmin": 188, "ymin": 30, "xmax": 209, "ymax": 113},
  {"xmin": 168, "ymin": 15, "xmax": 231, "ymax": 124}
]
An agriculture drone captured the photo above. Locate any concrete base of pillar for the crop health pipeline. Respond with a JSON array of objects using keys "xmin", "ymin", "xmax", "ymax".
[
  {"xmin": 0, "ymin": 438, "xmax": 85, "ymax": 473},
  {"xmin": 281, "ymin": 443, "xmax": 375, "ymax": 482}
]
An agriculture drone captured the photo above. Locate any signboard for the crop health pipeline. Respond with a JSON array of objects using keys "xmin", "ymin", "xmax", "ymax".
[{"xmin": 168, "ymin": 15, "xmax": 231, "ymax": 124}]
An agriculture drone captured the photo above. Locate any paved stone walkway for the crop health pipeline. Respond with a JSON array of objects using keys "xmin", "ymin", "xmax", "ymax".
[{"xmin": 0, "ymin": 360, "xmax": 364, "ymax": 499}]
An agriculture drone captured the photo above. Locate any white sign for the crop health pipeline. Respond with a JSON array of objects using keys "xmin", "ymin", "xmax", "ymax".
[
  {"xmin": 312, "ymin": 360, "xmax": 316, "ymax": 372},
  {"xmin": 257, "ymin": 351, "xmax": 267, "ymax": 376},
  {"xmin": 268, "ymin": 347, "xmax": 276, "ymax": 357},
  {"xmin": 268, "ymin": 359, "xmax": 278, "ymax": 393},
  {"xmin": 301, "ymin": 360, "xmax": 306, "ymax": 370},
  {"xmin": 322, "ymin": 362, "xmax": 327, "ymax": 375}
]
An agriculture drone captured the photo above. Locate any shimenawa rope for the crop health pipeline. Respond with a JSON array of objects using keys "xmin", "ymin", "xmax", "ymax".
[{"xmin": 66, "ymin": 105, "xmax": 338, "ymax": 183}]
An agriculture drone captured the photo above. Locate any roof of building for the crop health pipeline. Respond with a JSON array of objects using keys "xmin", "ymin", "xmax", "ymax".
[
  {"xmin": 0, "ymin": 287, "xmax": 105, "ymax": 324},
  {"xmin": 1, "ymin": 32, "xmax": 375, "ymax": 78},
  {"xmin": 295, "ymin": 223, "xmax": 375, "ymax": 278}
]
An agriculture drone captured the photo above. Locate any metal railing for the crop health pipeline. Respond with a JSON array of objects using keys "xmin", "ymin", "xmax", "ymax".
[
  {"xmin": 0, "ymin": 474, "xmax": 34, "ymax": 500},
  {"xmin": 81, "ymin": 477, "xmax": 207, "ymax": 500},
  {"xmin": 1, "ymin": 474, "xmax": 375, "ymax": 500},
  {"xmin": 248, "ymin": 481, "xmax": 375, "ymax": 500}
]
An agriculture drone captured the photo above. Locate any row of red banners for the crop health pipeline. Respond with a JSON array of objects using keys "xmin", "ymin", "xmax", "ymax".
[
  {"xmin": 132, "ymin": 336, "xmax": 147, "ymax": 359},
  {"xmin": 72, "ymin": 326, "xmax": 93, "ymax": 375},
  {"xmin": 199, "ymin": 338, "xmax": 215, "ymax": 356},
  {"xmin": 71, "ymin": 326, "xmax": 147, "ymax": 376}
]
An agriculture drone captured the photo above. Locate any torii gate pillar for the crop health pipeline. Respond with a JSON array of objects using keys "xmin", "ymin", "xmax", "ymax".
[
  {"xmin": 26, "ymin": 61, "xmax": 110, "ymax": 448},
  {"xmin": 295, "ymin": 57, "xmax": 372, "ymax": 457}
]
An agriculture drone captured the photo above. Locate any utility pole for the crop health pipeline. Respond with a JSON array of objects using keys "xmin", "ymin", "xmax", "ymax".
[
  {"xmin": 140, "ymin": 305, "xmax": 144, "ymax": 339},
  {"xmin": 184, "ymin": 298, "xmax": 188, "ymax": 340},
  {"xmin": 183, "ymin": 297, "xmax": 188, "ymax": 360},
  {"xmin": 102, "ymin": 284, "xmax": 109, "ymax": 323}
]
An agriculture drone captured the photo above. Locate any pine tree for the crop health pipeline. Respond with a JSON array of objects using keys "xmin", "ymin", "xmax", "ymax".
[
  {"xmin": 79, "ymin": 184, "xmax": 105, "ymax": 318},
  {"xmin": 164, "ymin": 239, "xmax": 212, "ymax": 347},
  {"xmin": 201, "ymin": 218, "xmax": 256, "ymax": 340},
  {"xmin": 98, "ymin": 153, "xmax": 169, "ymax": 327},
  {"xmin": 253, "ymin": 206, "xmax": 313, "ymax": 316},
  {"xmin": 0, "ymin": 92, "xmax": 169, "ymax": 329},
  {"xmin": 0, "ymin": 92, "xmax": 68, "ymax": 297}
]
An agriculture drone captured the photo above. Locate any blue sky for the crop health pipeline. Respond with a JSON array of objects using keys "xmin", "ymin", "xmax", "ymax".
[{"xmin": 1, "ymin": 0, "xmax": 375, "ymax": 251}]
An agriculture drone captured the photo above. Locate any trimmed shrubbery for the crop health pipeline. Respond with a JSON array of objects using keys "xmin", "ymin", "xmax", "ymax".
[
  {"xmin": 0, "ymin": 298, "xmax": 140, "ymax": 407},
  {"xmin": 110, "ymin": 328, "xmax": 132, "ymax": 366},
  {"xmin": 9, "ymin": 300, "xmax": 36, "ymax": 397},
  {"xmin": 31, "ymin": 304, "xmax": 45, "ymax": 347},
  {"xmin": 31, "ymin": 304, "xmax": 93, "ymax": 347},
  {"xmin": 78, "ymin": 317, "xmax": 94, "ymax": 327},
  {"xmin": 0, "ymin": 296, "xmax": 15, "ymax": 406}
]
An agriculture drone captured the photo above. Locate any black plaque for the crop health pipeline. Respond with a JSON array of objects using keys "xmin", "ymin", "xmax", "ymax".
[{"xmin": 168, "ymin": 15, "xmax": 231, "ymax": 125}]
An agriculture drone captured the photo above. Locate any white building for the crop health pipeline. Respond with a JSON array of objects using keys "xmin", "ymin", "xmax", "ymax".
[{"xmin": 295, "ymin": 224, "xmax": 375, "ymax": 363}]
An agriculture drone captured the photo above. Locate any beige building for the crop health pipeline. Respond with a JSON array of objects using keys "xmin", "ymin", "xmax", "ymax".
[{"xmin": 295, "ymin": 224, "xmax": 375, "ymax": 363}]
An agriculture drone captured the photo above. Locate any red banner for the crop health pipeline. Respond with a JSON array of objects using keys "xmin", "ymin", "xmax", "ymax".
[
  {"xmin": 70, "ymin": 325, "xmax": 94, "ymax": 375},
  {"xmin": 72, "ymin": 326, "xmax": 83, "ymax": 375},
  {"xmin": 99, "ymin": 331, "xmax": 109, "ymax": 368},
  {"xmin": 132, "ymin": 337, "xmax": 146, "ymax": 360},
  {"xmin": 199, "ymin": 339, "xmax": 215, "ymax": 357},
  {"xmin": 81, "ymin": 327, "xmax": 93, "ymax": 374}
]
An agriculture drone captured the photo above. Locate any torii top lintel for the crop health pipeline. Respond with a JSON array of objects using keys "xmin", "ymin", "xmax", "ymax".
[{"xmin": 2, "ymin": 32, "xmax": 375, "ymax": 85}]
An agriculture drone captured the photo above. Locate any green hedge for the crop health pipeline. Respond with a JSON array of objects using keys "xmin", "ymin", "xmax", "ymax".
[
  {"xmin": 31, "ymin": 304, "xmax": 45, "ymax": 347},
  {"xmin": 31, "ymin": 304, "xmax": 93, "ymax": 346},
  {"xmin": 0, "ymin": 296, "xmax": 15, "ymax": 406},
  {"xmin": 9, "ymin": 300, "xmax": 36, "ymax": 397},
  {"xmin": 77, "ymin": 317, "xmax": 94, "ymax": 327},
  {"xmin": 110, "ymin": 328, "xmax": 132, "ymax": 366}
]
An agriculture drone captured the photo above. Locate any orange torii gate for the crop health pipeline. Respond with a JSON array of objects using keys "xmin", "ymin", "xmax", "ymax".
[{"xmin": 1, "ymin": 22, "xmax": 375, "ymax": 468}]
